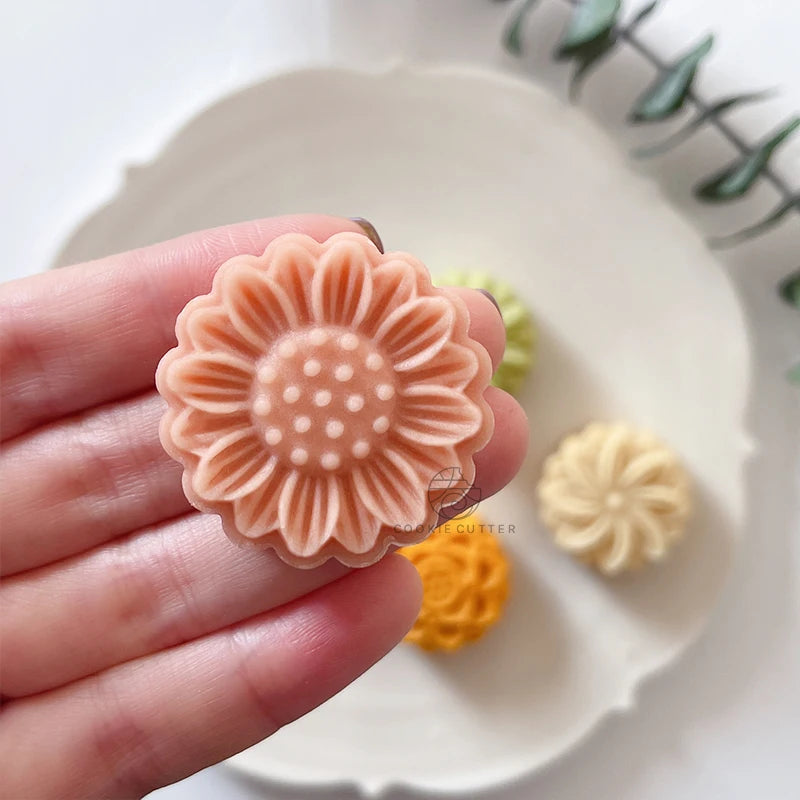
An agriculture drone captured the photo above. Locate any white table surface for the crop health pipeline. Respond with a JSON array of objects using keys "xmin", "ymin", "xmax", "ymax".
[{"xmin": 2, "ymin": 2, "xmax": 798, "ymax": 799}]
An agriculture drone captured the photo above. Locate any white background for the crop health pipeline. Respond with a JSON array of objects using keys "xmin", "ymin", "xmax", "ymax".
[{"xmin": 2, "ymin": 1, "xmax": 798, "ymax": 799}]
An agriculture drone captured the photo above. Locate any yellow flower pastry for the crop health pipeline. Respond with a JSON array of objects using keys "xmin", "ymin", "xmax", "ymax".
[
  {"xmin": 437, "ymin": 269, "xmax": 536, "ymax": 396},
  {"xmin": 400, "ymin": 513, "xmax": 510, "ymax": 651},
  {"xmin": 538, "ymin": 422, "xmax": 691, "ymax": 576}
]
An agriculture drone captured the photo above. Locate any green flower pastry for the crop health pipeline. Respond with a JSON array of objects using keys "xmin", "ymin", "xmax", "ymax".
[{"xmin": 437, "ymin": 269, "xmax": 536, "ymax": 396}]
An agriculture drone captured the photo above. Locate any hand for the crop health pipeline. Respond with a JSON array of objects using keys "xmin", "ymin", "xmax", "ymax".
[{"xmin": 0, "ymin": 214, "xmax": 528, "ymax": 798}]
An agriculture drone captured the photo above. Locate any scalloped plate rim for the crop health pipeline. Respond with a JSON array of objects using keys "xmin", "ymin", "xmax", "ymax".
[{"xmin": 51, "ymin": 59, "xmax": 753, "ymax": 798}]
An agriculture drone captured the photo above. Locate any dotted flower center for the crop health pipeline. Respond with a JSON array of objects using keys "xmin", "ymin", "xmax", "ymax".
[{"xmin": 250, "ymin": 327, "xmax": 397, "ymax": 473}]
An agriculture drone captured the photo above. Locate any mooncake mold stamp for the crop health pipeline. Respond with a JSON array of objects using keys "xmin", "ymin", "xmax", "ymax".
[
  {"xmin": 538, "ymin": 422, "xmax": 692, "ymax": 575},
  {"xmin": 437, "ymin": 268, "xmax": 536, "ymax": 396},
  {"xmin": 156, "ymin": 232, "xmax": 494, "ymax": 568},
  {"xmin": 400, "ymin": 512, "xmax": 510, "ymax": 651}
]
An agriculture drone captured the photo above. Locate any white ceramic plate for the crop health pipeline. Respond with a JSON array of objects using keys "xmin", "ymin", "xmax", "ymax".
[{"xmin": 55, "ymin": 63, "xmax": 753, "ymax": 794}]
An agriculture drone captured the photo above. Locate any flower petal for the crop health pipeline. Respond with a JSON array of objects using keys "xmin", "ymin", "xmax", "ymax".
[
  {"xmin": 278, "ymin": 472, "xmax": 340, "ymax": 557},
  {"xmin": 555, "ymin": 516, "xmax": 611, "ymax": 553},
  {"xmin": 266, "ymin": 242, "xmax": 317, "ymax": 324},
  {"xmin": 359, "ymin": 259, "xmax": 419, "ymax": 336},
  {"xmin": 330, "ymin": 474, "xmax": 384, "ymax": 554},
  {"xmin": 185, "ymin": 306, "xmax": 258, "ymax": 358},
  {"xmin": 386, "ymin": 438, "xmax": 462, "ymax": 515},
  {"xmin": 166, "ymin": 352, "xmax": 253, "ymax": 413},
  {"xmin": 599, "ymin": 519, "xmax": 634, "ymax": 575},
  {"xmin": 399, "ymin": 341, "xmax": 478, "ymax": 389},
  {"xmin": 594, "ymin": 425, "xmax": 630, "ymax": 490},
  {"xmin": 193, "ymin": 428, "xmax": 277, "ymax": 502},
  {"xmin": 311, "ymin": 240, "xmax": 373, "ymax": 327},
  {"xmin": 353, "ymin": 449, "xmax": 427, "ymax": 528},
  {"xmin": 233, "ymin": 467, "xmax": 287, "ymax": 538},
  {"xmin": 222, "ymin": 264, "xmax": 298, "ymax": 350},
  {"xmin": 169, "ymin": 407, "xmax": 253, "ymax": 453},
  {"xmin": 388, "ymin": 438, "xmax": 458, "ymax": 481},
  {"xmin": 636, "ymin": 485, "xmax": 687, "ymax": 513},
  {"xmin": 375, "ymin": 296, "xmax": 454, "ymax": 370},
  {"xmin": 538, "ymin": 486, "xmax": 602, "ymax": 524},
  {"xmin": 396, "ymin": 385, "xmax": 482, "ymax": 446},
  {"xmin": 617, "ymin": 449, "xmax": 673, "ymax": 488},
  {"xmin": 557, "ymin": 452, "xmax": 597, "ymax": 495},
  {"xmin": 630, "ymin": 507, "xmax": 669, "ymax": 560}
]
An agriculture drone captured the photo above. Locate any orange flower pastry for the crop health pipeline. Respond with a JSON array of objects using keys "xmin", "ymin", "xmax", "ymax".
[
  {"xmin": 156, "ymin": 232, "xmax": 494, "ymax": 568},
  {"xmin": 538, "ymin": 422, "xmax": 692, "ymax": 576},
  {"xmin": 400, "ymin": 512, "xmax": 510, "ymax": 651}
]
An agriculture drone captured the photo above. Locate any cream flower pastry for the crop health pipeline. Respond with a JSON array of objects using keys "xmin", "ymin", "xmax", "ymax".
[
  {"xmin": 400, "ymin": 512, "xmax": 510, "ymax": 651},
  {"xmin": 437, "ymin": 269, "xmax": 536, "ymax": 396},
  {"xmin": 156, "ymin": 232, "xmax": 494, "ymax": 568},
  {"xmin": 537, "ymin": 422, "xmax": 691, "ymax": 576}
]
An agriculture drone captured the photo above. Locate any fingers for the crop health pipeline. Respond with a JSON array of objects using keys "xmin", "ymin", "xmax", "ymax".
[
  {"xmin": 0, "ymin": 214, "xmax": 371, "ymax": 442},
  {"xmin": 449, "ymin": 289, "xmax": 526, "ymax": 496},
  {"xmin": 473, "ymin": 386, "xmax": 529, "ymax": 499},
  {"xmin": 0, "ymin": 555, "xmax": 421, "ymax": 800},
  {"xmin": 1, "ymin": 513, "xmax": 350, "ymax": 697},
  {"xmin": 1, "ymin": 392, "xmax": 524, "ymax": 699},
  {"xmin": 1, "ymin": 383, "xmax": 522, "ymax": 695},
  {"xmin": 448, "ymin": 286, "xmax": 506, "ymax": 371},
  {"xmin": 1, "ymin": 383, "xmax": 523, "ymax": 580},
  {"xmin": 1, "ymin": 288, "xmax": 511, "ymax": 577},
  {"xmin": 0, "ymin": 392, "xmax": 189, "ymax": 576}
]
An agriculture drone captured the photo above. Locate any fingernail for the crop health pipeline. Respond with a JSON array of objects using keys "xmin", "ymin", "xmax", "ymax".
[
  {"xmin": 349, "ymin": 217, "xmax": 384, "ymax": 254},
  {"xmin": 477, "ymin": 288, "xmax": 502, "ymax": 318}
]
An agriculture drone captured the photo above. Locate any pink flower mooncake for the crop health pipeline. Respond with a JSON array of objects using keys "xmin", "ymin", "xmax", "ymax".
[{"xmin": 156, "ymin": 232, "xmax": 494, "ymax": 568}]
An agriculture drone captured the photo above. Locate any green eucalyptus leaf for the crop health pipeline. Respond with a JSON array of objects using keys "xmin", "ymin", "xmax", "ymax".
[
  {"xmin": 709, "ymin": 195, "xmax": 800, "ymax": 248},
  {"xmin": 627, "ymin": 0, "xmax": 659, "ymax": 29},
  {"xmin": 629, "ymin": 34, "xmax": 714, "ymax": 122},
  {"xmin": 695, "ymin": 116, "xmax": 800, "ymax": 202},
  {"xmin": 787, "ymin": 363, "xmax": 800, "ymax": 384},
  {"xmin": 556, "ymin": 0, "xmax": 621, "ymax": 58},
  {"xmin": 634, "ymin": 90, "xmax": 774, "ymax": 158},
  {"xmin": 503, "ymin": 0, "xmax": 540, "ymax": 56},
  {"xmin": 779, "ymin": 271, "xmax": 800, "ymax": 309},
  {"xmin": 568, "ymin": 29, "xmax": 618, "ymax": 99}
]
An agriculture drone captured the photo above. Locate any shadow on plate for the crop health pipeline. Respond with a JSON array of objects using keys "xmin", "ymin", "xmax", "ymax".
[
  {"xmin": 600, "ymin": 473, "xmax": 735, "ymax": 637},
  {"xmin": 421, "ymin": 549, "xmax": 570, "ymax": 719}
]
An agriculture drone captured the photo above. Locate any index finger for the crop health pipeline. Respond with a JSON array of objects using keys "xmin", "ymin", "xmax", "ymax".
[{"xmin": 0, "ymin": 215, "xmax": 376, "ymax": 441}]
